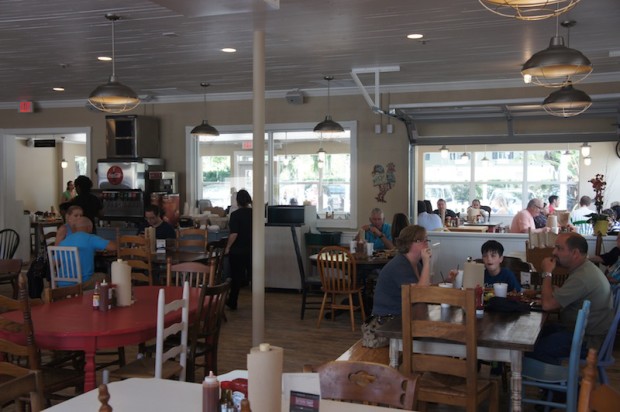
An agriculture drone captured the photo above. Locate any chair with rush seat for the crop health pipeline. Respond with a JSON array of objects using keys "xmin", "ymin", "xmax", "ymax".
[
  {"xmin": 521, "ymin": 300, "xmax": 591, "ymax": 412},
  {"xmin": 401, "ymin": 285, "xmax": 498, "ymax": 412},
  {"xmin": 0, "ymin": 364, "xmax": 44, "ymax": 412},
  {"xmin": 316, "ymin": 246, "xmax": 366, "ymax": 331},
  {"xmin": 111, "ymin": 282, "xmax": 190, "ymax": 381}
]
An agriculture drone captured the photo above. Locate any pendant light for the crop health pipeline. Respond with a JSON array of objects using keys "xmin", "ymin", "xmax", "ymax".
[
  {"xmin": 580, "ymin": 142, "xmax": 591, "ymax": 157},
  {"xmin": 191, "ymin": 83, "xmax": 220, "ymax": 137},
  {"xmin": 317, "ymin": 147, "xmax": 326, "ymax": 169},
  {"xmin": 479, "ymin": 0, "xmax": 580, "ymax": 21},
  {"xmin": 481, "ymin": 145, "xmax": 490, "ymax": 167},
  {"xmin": 61, "ymin": 159, "xmax": 68, "ymax": 169},
  {"xmin": 542, "ymin": 81, "xmax": 592, "ymax": 117},
  {"xmin": 88, "ymin": 14, "xmax": 140, "ymax": 113},
  {"xmin": 460, "ymin": 152, "xmax": 470, "ymax": 161},
  {"xmin": 521, "ymin": 19, "xmax": 592, "ymax": 87},
  {"xmin": 583, "ymin": 156, "xmax": 592, "ymax": 166},
  {"xmin": 439, "ymin": 145, "xmax": 449, "ymax": 159},
  {"xmin": 314, "ymin": 75, "xmax": 344, "ymax": 138}
]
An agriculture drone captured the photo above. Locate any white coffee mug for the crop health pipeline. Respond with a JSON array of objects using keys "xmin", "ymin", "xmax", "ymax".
[{"xmin": 493, "ymin": 282, "xmax": 508, "ymax": 298}]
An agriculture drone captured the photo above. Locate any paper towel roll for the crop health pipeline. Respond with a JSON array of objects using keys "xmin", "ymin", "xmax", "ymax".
[
  {"xmin": 111, "ymin": 259, "xmax": 132, "ymax": 307},
  {"xmin": 248, "ymin": 343, "xmax": 283, "ymax": 412}
]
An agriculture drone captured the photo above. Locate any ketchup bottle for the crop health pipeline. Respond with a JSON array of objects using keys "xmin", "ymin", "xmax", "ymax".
[{"xmin": 475, "ymin": 284, "xmax": 484, "ymax": 317}]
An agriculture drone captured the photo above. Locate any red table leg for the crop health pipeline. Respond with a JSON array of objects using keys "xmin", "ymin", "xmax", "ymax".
[{"xmin": 83, "ymin": 350, "xmax": 97, "ymax": 392}]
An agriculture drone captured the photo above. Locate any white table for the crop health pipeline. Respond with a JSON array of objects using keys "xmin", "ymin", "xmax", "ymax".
[{"xmin": 43, "ymin": 377, "xmax": 401, "ymax": 412}]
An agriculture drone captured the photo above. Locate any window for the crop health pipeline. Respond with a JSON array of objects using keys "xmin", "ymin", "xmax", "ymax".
[
  {"xmin": 423, "ymin": 148, "xmax": 579, "ymax": 216},
  {"xmin": 187, "ymin": 122, "xmax": 357, "ymax": 228}
]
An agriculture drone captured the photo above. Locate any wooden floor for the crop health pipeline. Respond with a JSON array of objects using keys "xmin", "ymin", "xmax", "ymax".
[{"xmin": 2, "ymin": 281, "xmax": 620, "ymax": 411}]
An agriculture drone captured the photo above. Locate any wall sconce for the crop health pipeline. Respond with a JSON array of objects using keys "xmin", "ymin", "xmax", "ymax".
[{"xmin": 61, "ymin": 158, "xmax": 68, "ymax": 169}]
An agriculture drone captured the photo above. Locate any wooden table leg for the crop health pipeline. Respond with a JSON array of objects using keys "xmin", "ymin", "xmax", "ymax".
[{"xmin": 510, "ymin": 350, "xmax": 523, "ymax": 412}]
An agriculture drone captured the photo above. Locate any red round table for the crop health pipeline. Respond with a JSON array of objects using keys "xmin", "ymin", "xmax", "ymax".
[{"xmin": 0, "ymin": 286, "xmax": 202, "ymax": 391}]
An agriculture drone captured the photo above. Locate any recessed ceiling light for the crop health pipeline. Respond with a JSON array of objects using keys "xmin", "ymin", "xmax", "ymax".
[
  {"xmin": 221, "ymin": 48, "xmax": 237, "ymax": 53},
  {"xmin": 98, "ymin": 56, "xmax": 112, "ymax": 61},
  {"xmin": 407, "ymin": 33, "xmax": 424, "ymax": 40},
  {"xmin": 53, "ymin": 87, "xmax": 65, "ymax": 92}
]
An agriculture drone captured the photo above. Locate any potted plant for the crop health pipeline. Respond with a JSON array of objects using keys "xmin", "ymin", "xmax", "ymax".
[{"xmin": 586, "ymin": 174, "xmax": 609, "ymax": 235}]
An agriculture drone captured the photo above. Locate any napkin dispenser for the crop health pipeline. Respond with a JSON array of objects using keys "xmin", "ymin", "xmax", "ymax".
[{"xmin": 462, "ymin": 261, "xmax": 485, "ymax": 289}]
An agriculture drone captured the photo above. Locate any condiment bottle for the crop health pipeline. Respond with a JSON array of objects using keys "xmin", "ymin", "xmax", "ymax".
[
  {"xmin": 240, "ymin": 399, "xmax": 251, "ymax": 412},
  {"xmin": 99, "ymin": 281, "xmax": 109, "ymax": 312},
  {"xmin": 219, "ymin": 381, "xmax": 233, "ymax": 412},
  {"xmin": 92, "ymin": 281, "xmax": 100, "ymax": 310},
  {"xmin": 203, "ymin": 371, "xmax": 219, "ymax": 412},
  {"xmin": 475, "ymin": 284, "xmax": 484, "ymax": 317}
]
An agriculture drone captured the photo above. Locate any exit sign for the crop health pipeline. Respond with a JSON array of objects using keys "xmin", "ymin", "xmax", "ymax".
[
  {"xmin": 242, "ymin": 141, "xmax": 253, "ymax": 150},
  {"xmin": 18, "ymin": 101, "xmax": 34, "ymax": 113}
]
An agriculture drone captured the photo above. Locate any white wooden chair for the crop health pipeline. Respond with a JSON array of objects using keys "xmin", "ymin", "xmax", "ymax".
[
  {"xmin": 111, "ymin": 281, "xmax": 190, "ymax": 381},
  {"xmin": 47, "ymin": 246, "xmax": 82, "ymax": 288}
]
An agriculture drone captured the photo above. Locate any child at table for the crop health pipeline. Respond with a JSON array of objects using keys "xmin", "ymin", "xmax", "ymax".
[{"xmin": 480, "ymin": 240, "xmax": 521, "ymax": 292}]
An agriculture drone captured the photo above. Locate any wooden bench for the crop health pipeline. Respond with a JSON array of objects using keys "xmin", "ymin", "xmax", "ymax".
[{"xmin": 337, "ymin": 339, "xmax": 390, "ymax": 365}]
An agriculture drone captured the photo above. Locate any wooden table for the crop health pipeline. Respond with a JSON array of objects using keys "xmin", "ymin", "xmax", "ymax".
[
  {"xmin": 463, "ymin": 222, "xmax": 499, "ymax": 233},
  {"xmin": 43, "ymin": 376, "xmax": 400, "ymax": 412},
  {"xmin": 0, "ymin": 286, "xmax": 202, "ymax": 392},
  {"xmin": 376, "ymin": 307, "xmax": 545, "ymax": 412}
]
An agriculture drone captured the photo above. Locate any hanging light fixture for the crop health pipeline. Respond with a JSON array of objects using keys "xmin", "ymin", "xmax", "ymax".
[
  {"xmin": 439, "ymin": 145, "xmax": 449, "ymax": 159},
  {"xmin": 481, "ymin": 145, "xmax": 490, "ymax": 167},
  {"xmin": 61, "ymin": 159, "xmax": 68, "ymax": 169},
  {"xmin": 542, "ymin": 81, "xmax": 592, "ymax": 117},
  {"xmin": 478, "ymin": 0, "xmax": 580, "ymax": 21},
  {"xmin": 88, "ymin": 14, "xmax": 140, "ymax": 113},
  {"xmin": 583, "ymin": 156, "xmax": 592, "ymax": 166},
  {"xmin": 521, "ymin": 19, "xmax": 592, "ymax": 88},
  {"xmin": 460, "ymin": 152, "xmax": 470, "ymax": 161},
  {"xmin": 580, "ymin": 142, "xmax": 591, "ymax": 157},
  {"xmin": 314, "ymin": 75, "xmax": 344, "ymax": 137},
  {"xmin": 191, "ymin": 83, "xmax": 220, "ymax": 137}
]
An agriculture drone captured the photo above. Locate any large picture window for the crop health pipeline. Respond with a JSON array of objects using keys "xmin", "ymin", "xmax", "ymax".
[
  {"xmin": 188, "ymin": 122, "xmax": 357, "ymax": 228},
  {"xmin": 423, "ymin": 148, "xmax": 579, "ymax": 216}
]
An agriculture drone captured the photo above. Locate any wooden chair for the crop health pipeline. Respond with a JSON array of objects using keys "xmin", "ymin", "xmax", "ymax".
[
  {"xmin": 117, "ymin": 235, "xmax": 153, "ymax": 286},
  {"xmin": 522, "ymin": 300, "xmax": 591, "ymax": 412},
  {"xmin": 188, "ymin": 279, "xmax": 231, "ymax": 380},
  {"xmin": 316, "ymin": 246, "xmax": 366, "ymax": 331},
  {"xmin": 401, "ymin": 284, "xmax": 499, "ymax": 412},
  {"xmin": 0, "ymin": 363, "xmax": 44, "ymax": 412},
  {"xmin": 586, "ymin": 289, "xmax": 620, "ymax": 384},
  {"xmin": 0, "ymin": 273, "xmax": 84, "ymax": 403},
  {"xmin": 42, "ymin": 283, "xmax": 83, "ymax": 303},
  {"xmin": 111, "ymin": 282, "xmax": 190, "ymax": 381},
  {"xmin": 577, "ymin": 348, "xmax": 620, "ymax": 412},
  {"xmin": 307, "ymin": 360, "xmax": 418, "ymax": 410},
  {"xmin": 166, "ymin": 258, "xmax": 212, "ymax": 288},
  {"xmin": 177, "ymin": 228, "xmax": 208, "ymax": 252},
  {"xmin": 47, "ymin": 246, "xmax": 82, "ymax": 288},
  {"xmin": 301, "ymin": 236, "xmax": 326, "ymax": 320},
  {"xmin": 525, "ymin": 241, "xmax": 569, "ymax": 287},
  {"xmin": 0, "ymin": 258, "xmax": 22, "ymax": 299},
  {"xmin": 0, "ymin": 228, "xmax": 20, "ymax": 259}
]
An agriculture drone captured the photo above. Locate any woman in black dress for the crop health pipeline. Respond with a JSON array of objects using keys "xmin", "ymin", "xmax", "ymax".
[{"xmin": 224, "ymin": 190, "xmax": 252, "ymax": 310}]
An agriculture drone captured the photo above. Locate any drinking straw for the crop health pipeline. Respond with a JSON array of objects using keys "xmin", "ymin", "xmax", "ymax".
[{"xmin": 440, "ymin": 271, "xmax": 446, "ymax": 283}]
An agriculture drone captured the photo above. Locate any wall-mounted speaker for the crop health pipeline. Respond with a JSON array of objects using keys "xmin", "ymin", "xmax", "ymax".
[{"xmin": 285, "ymin": 89, "xmax": 305, "ymax": 105}]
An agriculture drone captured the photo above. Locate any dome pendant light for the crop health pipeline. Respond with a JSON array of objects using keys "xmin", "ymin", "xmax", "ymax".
[
  {"xmin": 88, "ymin": 14, "xmax": 140, "ymax": 113},
  {"xmin": 314, "ymin": 75, "xmax": 344, "ymax": 138},
  {"xmin": 580, "ymin": 142, "xmax": 591, "ymax": 157},
  {"xmin": 61, "ymin": 158, "xmax": 68, "ymax": 169},
  {"xmin": 521, "ymin": 19, "xmax": 592, "ymax": 87},
  {"xmin": 479, "ymin": 0, "xmax": 581, "ymax": 21},
  {"xmin": 542, "ymin": 81, "xmax": 592, "ymax": 118},
  {"xmin": 439, "ymin": 145, "xmax": 449, "ymax": 159},
  {"xmin": 191, "ymin": 83, "xmax": 220, "ymax": 137}
]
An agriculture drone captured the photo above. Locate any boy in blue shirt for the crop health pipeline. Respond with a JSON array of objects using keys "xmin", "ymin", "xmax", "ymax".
[{"xmin": 482, "ymin": 240, "xmax": 522, "ymax": 292}]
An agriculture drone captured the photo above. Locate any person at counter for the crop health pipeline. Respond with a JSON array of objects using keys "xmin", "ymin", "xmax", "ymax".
[
  {"xmin": 590, "ymin": 231, "xmax": 620, "ymax": 284},
  {"xmin": 432, "ymin": 198, "xmax": 457, "ymax": 219},
  {"xmin": 417, "ymin": 200, "xmax": 442, "ymax": 232},
  {"xmin": 138, "ymin": 205, "xmax": 176, "ymax": 240},
  {"xmin": 529, "ymin": 233, "xmax": 613, "ymax": 365},
  {"xmin": 510, "ymin": 198, "xmax": 551, "ymax": 234},
  {"xmin": 225, "ymin": 189, "xmax": 253, "ymax": 311},
  {"xmin": 59, "ymin": 216, "xmax": 117, "ymax": 286},
  {"xmin": 70, "ymin": 175, "xmax": 102, "ymax": 232},
  {"xmin": 355, "ymin": 208, "xmax": 394, "ymax": 250},
  {"xmin": 60, "ymin": 180, "xmax": 76, "ymax": 204},
  {"xmin": 371, "ymin": 225, "xmax": 432, "ymax": 317},
  {"xmin": 55, "ymin": 205, "xmax": 83, "ymax": 245}
]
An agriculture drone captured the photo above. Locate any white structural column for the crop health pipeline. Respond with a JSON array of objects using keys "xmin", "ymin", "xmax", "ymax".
[{"xmin": 252, "ymin": 29, "xmax": 266, "ymax": 346}]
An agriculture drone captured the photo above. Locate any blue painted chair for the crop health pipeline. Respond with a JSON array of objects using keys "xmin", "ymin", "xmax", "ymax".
[
  {"xmin": 588, "ymin": 287, "xmax": 620, "ymax": 384},
  {"xmin": 521, "ymin": 300, "xmax": 591, "ymax": 412}
]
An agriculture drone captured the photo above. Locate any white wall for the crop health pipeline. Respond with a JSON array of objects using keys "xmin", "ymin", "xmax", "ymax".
[{"xmin": 15, "ymin": 140, "xmax": 58, "ymax": 212}]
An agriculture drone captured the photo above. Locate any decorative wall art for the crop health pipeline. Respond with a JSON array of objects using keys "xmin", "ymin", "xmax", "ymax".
[{"xmin": 372, "ymin": 162, "xmax": 396, "ymax": 203}]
